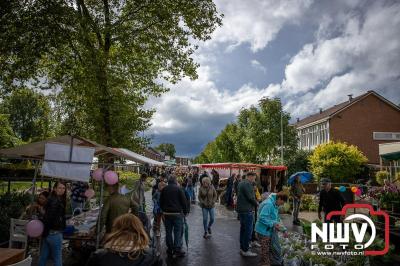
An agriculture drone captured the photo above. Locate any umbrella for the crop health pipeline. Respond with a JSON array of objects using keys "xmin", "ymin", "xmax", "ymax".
[
  {"xmin": 184, "ymin": 217, "xmax": 189, "ymax": 251},
  {"xmin": 288, "ymin": 171, "xmax": 313, "ymax": 185}
]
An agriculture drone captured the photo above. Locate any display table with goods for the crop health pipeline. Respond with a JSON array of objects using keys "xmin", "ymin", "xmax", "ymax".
[
  {"xmin": 64, "ymin": 207, "xmax": 100, "ymax": 239},
  {"xmin": 64, "ymin": 207, "xmax": 100, "ymax": 248},
  {"xmin": 281, "ymin": 229, "xmax": 395, "ymax": 266}
]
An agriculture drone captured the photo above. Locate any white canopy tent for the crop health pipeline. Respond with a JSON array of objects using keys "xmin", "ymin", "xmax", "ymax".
[
  {"xmin": 0, "ymin": 135, "xmax": 163, "ymax": 249},
  {"xmin": 113, "ymin": 148, "xmax": 165, "ymax": 166},
  {"xmin": 0, "ymin": 135, "xmax": 164, "ymax": 166}
]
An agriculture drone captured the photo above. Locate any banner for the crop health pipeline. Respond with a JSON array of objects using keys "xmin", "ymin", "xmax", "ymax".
[{"xmin": 41, "ymin": 143, "xmax": 95, "ymax": 182}]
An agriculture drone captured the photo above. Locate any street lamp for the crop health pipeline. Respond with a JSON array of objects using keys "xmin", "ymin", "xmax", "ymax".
[{"xmin": 281, "ymin": 104, "xmax": 284, "ymax": 165}]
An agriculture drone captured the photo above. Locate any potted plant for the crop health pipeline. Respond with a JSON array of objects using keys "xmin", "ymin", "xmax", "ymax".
[{"xmin": 375, "ymin": 170, "xmax": 389, "ymax": 185}]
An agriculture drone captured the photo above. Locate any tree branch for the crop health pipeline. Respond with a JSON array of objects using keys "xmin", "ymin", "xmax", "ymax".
[
  {"xmin": 77, "ymin": 0, "xmax": 104, "ymax": 49},
  {"xmin": 112, "ymin": 1, "xmax": 154, "ymax": 28},
  {"xmin": 103, "ymin": 0, "xmax": 111, "ymax": 52}
]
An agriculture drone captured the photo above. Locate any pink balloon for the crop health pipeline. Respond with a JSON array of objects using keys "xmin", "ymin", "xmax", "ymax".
[
  {"xmin": 92, "ymin": 168, "xmax": 103, "ymax": 181},
  {"xmin": 355, "ymin": 188, "xmax": 362, "ymax": 196},
  {"xmin": 26, "ymin": 219, "xmax": 44, "ymax": 238},
  {"xmin": 104, "ymin": 170, "xmax": 118, "ymax": 185},
  {"xmin": 84, "ymin": 188, "xmax": 95, "ymax": 199}
]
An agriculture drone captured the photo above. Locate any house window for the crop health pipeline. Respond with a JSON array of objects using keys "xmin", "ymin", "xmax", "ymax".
[
  {"xmin": 373, "ymin": 132, "xmax": 400, "ymax": 140},
  {"xmin": 298, "ymin": 121, "xmax": 329, "ymax": 149}
]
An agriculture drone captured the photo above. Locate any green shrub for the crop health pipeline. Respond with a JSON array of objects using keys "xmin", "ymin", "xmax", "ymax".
[
  {"xmin": 0, "ymin": 192, "xmax": 31, "ymax": 243},
  {"xmin": 376, "ymin": 171, "xmax": 389, "ymax": 185},
  {"xmin": 309, "ymin": 141, "xmax": 368, "ymax": 183},
  {"xmin": 300, "ymin": 194, "xmax": 317, "ymax": 211}
]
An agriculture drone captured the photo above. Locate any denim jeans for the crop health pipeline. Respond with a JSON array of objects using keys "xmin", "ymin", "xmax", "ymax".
[
  {"xmin": 239, "ymin": 211, "xmax": 254, "ymax": 252},
  {"xmin": 186, "ymin": 186, "xmax": 194, "ymax": 202},
  {"xmin": 164, "ymin": 215, "xmax": 184, "ymax": 252},
  {"xmin": 202, "ymin": 207, "xmax": 215, "ymax": 233},
  {"xmin": 292, "ymin": 198, "xmax": 301, "ymax": 221},
  {"xmin": 38, "ymin": 232, "xmax": 63, "ymax": 266}
]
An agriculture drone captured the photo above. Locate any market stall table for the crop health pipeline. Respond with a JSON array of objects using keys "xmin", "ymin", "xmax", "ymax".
[
  {"xmin": 64, "ymin": 207, "xmax": 100, "ymax": 249},
  {"xmin": 0, "ymin": 248, "xmax": 25, "ymax": 266}
]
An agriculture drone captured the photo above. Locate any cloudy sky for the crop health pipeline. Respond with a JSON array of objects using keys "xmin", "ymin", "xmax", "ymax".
[{"xmin": 146, "ymin": 0, "xmax": 400, "ymax": 157}]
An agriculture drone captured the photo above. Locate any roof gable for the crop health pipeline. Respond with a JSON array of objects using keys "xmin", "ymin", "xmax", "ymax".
[{"xmin": 294, "ymin": 91, "xmax": 400, "ymax": 128}]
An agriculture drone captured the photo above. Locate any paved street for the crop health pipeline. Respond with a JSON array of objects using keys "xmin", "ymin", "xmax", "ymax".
[{"xmin": 146, "ymin": 191, "xmax": 303, "ymax": 266}]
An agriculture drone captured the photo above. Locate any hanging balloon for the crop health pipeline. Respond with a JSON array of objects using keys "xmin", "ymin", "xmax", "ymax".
[
  {"xmin": 339, "ymin": 186, "xmax": 346, "ymax": 192},
  {"xmin": 104, "ymin": 170, "xmax": 118, "ymax": 185},
  {"xmin": 84, "ymin": 188, "xmax": 95, "ymax": 199},
  {"xmin": 355, "ymin": 188, "xmax": 362, "ymax": 196},
  {"xmin": 351, "ymin": 187, "xmax": 358, "ymax": 193},
  {"xmin": 92, "ymin": 168, "xmax": 104, "ymax": 181},
  {"xmin": 26, "ymin": 219, "xmax": 44, "ymax": 238}
]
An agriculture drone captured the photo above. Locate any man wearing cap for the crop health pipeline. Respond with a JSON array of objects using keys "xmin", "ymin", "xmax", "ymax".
[{"xmin": 318, "ymin": 178, "xmax": 345, "ymax": 222}]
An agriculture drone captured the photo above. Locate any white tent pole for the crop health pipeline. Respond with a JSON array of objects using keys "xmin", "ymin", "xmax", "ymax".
[
  {"xmin": 96, "ymin": 164, "xmax": 111, "ymax": 250},
  {"xmin": 96, "ymin": 173, "xmax": 104, "ymax": 250},
  {"xmin": 31, "ymin": 160, "xmax": 40, "ymax": 203}
]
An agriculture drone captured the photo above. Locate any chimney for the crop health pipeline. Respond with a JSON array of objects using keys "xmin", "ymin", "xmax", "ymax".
[
  {"xmin": 348, "ymin": 94, "xmax": 353, "ymax": 102},
  {"xmin": 296, "ymin": 118, "xmax": 300, "ymax": 122},
  {"xmin": 319, "ymin": 108, "xmax": 323, "ymax": 114}
]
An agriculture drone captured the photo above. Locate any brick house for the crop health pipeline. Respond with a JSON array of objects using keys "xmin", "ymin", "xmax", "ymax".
[
  {"xmin": 143, "ymin": 147, "xmax": 165, "ymax": 162},
  {"xmin": 294, "ymin": 90, "xmax": 400, "ymax": 164},
  {"xmin": 175, "ymin": 156, "xmax": 190, "ymax": 166}
]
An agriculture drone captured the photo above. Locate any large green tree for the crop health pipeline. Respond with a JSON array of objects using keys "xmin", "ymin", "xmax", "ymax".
[
  {"xmin": 156, "ymin": 143, "xmax": 176, "ymax": 158},
  {"xmin": 236, "ymin": 98, "xmax": 298, "ymax": 164},
  {"xmin": 285, "ymin": 149, "xmax": 312, "ymax": 177},
  {"xmin": 195, "ymin": 98, "xmax": 298, "ymax": 164},
  {"xmin": 0, "ymin": 88, "xmax": 53, "ymax": 142},
  {"xmin": 0, "ymin": 0, "xmax": 222, "ymax": 151},
  {"xmin": 0, "ymin": 114, "xmax": 22, "ymax": 148}
]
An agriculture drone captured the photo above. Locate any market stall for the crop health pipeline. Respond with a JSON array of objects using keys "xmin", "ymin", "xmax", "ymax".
[
  {"xmin": 197, "ymin": 162, "xmax": 287, "ymax": 192},
  {"xmin": 0, "ymin": 135, "xmax": 159, "ymax": 251}
]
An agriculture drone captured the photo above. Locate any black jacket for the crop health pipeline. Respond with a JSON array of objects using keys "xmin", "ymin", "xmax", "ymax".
[
  {"xmin": 160, "ymin": 184, "xmax": 189, "ymax": 215},
  {"xmin": 42, "ymin": 194, "xmax": 66, "ymax": 236},
  {"xmin": 86, "ymin": 248, "xmax": 162, "ymax": 266},
  {"xmin": 318, "ymin": 188, "xmax": 345, "ymax": 214}
]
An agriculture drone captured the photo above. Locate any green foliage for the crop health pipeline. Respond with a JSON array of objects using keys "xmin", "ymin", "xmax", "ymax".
[
  {"xmin": 155, "ymin": 143, "xmax": 176, "ymax": 158},
  {"xmin": 0, "ymin": 0, "xmax": 222, "ymax": 150},
  {"xmin": 0, "ymin": 88, "xmax": 54, "ymax": 142},
  {"xmin": 299, "ymin": 194, "xmax": 318, "ymax": 211},
  {"xmin": 116, "ymin": 170, "xmax": 151, "ymax": 191},
  {"xmin": 194, "ymin": 123, "xmax": 242, "ymax": 163},
  {"xmin": 0, "ymin": 192, "xmax": 31, "ymax": 243},
  {"xmin": 286, "ymin": 149, "xmax": 312, "ymax": 177},
  {"xmin": 309, "ymin": 141, "xmax": 368, "ymax": 183},
  {"xmin": 117, "ymin": 170, "xmax": 140, "ymax": 188},
  {"xmin": 376, "ymin": 170, "xmax": 389, "ymax": 185},
  {"xmin": 195, "ymin": 98, "xmax": 298, "ymax": 164},
  {"xmin": 0, "ymin": 114, "xmax": 22, "ymax": 148}
]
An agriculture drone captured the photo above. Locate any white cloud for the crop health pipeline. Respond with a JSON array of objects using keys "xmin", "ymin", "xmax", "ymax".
[
  {"xmin": 209, "ymin": 0, "xmax": 313, "ymax": 52},
  {"xmin": 280, "ymin": 1, "xmax": 400, "ymax": 118},
  {"xmin": 251, "ymin": 60, "xmax": 267, "ymax": 73},
  {"xmin": 147, "ymin": 66, "xmax": 280, "ymax": 135},
  {"xmin": 147, "ymin": 0, "xmax": 400, "ymax": 155}
]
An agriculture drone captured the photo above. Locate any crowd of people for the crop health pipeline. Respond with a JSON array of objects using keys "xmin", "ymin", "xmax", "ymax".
[{"xmin": 16, "ymin": 165, "xmax": 348, "ymax": 266}]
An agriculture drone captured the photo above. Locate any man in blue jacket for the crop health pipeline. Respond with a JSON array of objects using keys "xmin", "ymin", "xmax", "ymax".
[{"xmin": 237, "ymin": 172, "xmax": 259, "ymax": 257}]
